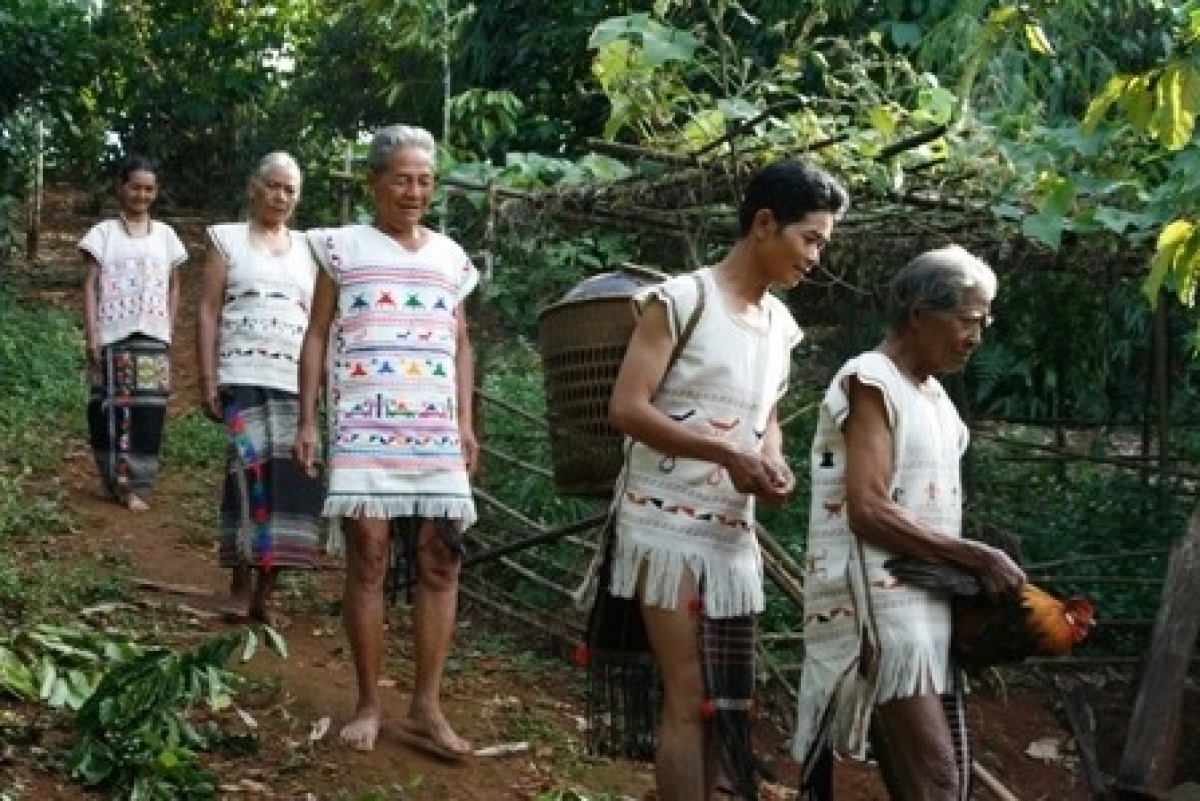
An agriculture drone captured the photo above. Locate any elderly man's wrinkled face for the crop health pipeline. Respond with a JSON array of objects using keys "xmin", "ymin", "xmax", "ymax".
[
  {"xmin": 372, "ymin": 146, "xmax": 434, "ymax": 232},
  {"xmin": 921, "ymin": 287, "xmax": 992, "ymax": 374}
]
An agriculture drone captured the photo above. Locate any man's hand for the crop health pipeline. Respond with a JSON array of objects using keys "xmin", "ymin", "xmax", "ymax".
[
  {"xmin": 724, "ymin": 446, "xmax": 792, "ymax": 501},
  {"xmin": 757, "ymin": 457, "xmax": 795, "ymax": 504}
]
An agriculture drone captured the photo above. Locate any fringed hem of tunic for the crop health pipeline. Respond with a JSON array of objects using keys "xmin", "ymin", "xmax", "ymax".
[
  {"xmin": 322, "ymin": 497, "xmax": 477, "ymax": 555},
  {"xmin": 608, "ymin": 538, "xmax": 764, "ymax": 618},
  {"xmin": 792, "ymin": 643, "xmax": 951, "ymax": 763}
]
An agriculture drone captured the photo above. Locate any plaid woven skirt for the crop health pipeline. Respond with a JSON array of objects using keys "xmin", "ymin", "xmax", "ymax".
[
  {"xmin": 584, "ymin": 518, "xmax": 761, "ymax": 799},
  {"xmin": 218, "ymin": 385, "xmax": 323, "ymax": 571},
  {"xmin": 87, "ymin": 335, "xmax": 170, "ymax": 499}
]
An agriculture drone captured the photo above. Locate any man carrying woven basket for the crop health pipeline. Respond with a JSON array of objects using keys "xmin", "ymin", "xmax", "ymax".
[{"xmin": 602, "ymin": 160, "xmax": 849, "ymax": 801}]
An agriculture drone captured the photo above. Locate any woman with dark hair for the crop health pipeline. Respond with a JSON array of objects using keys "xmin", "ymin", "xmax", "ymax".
[
  {"xmin": 196, "ymin": 151, "xmax": 322, "ymax": 626},
  {"xmin": 81, "ymin": 155, "xmax": 188, "ymax": 511}
]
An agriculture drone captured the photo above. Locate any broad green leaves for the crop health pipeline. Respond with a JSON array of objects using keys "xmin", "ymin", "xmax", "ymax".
[
  {"xmin": 1084, "ymin": 62, "xmax": 1200, "ymax": 150},
  {"xmin": 0, "ymin": 622, "xmax": 284, "ymax": 799},
  {"xmin": 1145, "ymin": 219, "xmax": 1200, "ymax": 306},
  {"xmin": 589, "ymin": 14, "xmax": 698, "ymax": 66}
]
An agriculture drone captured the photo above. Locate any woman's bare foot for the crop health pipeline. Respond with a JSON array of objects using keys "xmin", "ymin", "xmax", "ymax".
[
  {"xmin": 340, "ymin": 707, "xmax": 382, "ymax": 751},
  {"xmin": 230, "ymin": 565, "xmax": 251, "ymax": 598},
  {"xmin": 399, "ymin": 711, "xmax": 471, "ymax": 760},
  {"xmin": 247, "ymin": 569, "xmax": 287, "ymax": 627},
  {"xmin": 219, "ymin": 566, "xmax": 253, "ymax": 622},
  {"xmin": 248, "ymin": 604, "xmax": 291, "ymax": 629},
  {"xmin": 114, "ymin": 478, "xmax": 149, "ymax": 512}
]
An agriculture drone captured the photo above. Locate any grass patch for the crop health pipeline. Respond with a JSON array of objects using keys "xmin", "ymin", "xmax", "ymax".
[
  {"xmin": 0, "ymin": 555, "xmax": 128, "ymax": 626},
  {"xmin": 163, "ymin": 411, "xmax": 226, "ymax": 470},
  {"xmin": 0, "ymin": 288, "xmax": 86, "ymax": 538}
]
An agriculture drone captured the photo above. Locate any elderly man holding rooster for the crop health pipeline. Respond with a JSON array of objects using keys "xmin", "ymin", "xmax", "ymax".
[{"xmin": 794, "ymin": 245, "xmax": 1029, "ymax": 800}]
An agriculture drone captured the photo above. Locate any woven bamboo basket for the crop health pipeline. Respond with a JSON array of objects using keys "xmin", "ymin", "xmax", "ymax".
[{"xmin": 538, "ymin": 265, "xmax": 669, "ymax": 496}]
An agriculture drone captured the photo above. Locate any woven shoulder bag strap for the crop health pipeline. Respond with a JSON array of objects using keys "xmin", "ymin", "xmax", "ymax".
[
  {"xmin": 608, "ymin": 270, "xmax": 707, "ymax": 510},
  {"xmin": 661, "ymin": 272, "xmax": 706, "ymax": 382},
  {"xmin": 613, "ymin": 272, "xmax": 707, "ymax": 487}
]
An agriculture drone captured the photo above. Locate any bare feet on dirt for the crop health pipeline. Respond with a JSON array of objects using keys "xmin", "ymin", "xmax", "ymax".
[
  {"xmin": 247, "ymin": 605, "xmax": 291, "ymax": 629},
  {"xmin": 399, "ymin": 711, "xmax": 472, "ymax": 761},
  {"xmin": 340, "ymin": 706, "xmax": 383, "ymax": 752}
]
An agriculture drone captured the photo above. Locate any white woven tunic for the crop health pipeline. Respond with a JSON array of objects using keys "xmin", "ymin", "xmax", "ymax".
[
  {"xmin": 793, "ymin": 352, "xmax": 967, "ymax": 763},
  {"xmin": 207, "ymin": 223, "xmax": 317, "ymax": 393},
  {"xmin": 608, "ymin": 267, "xmax": 802, "ymax": 619}
]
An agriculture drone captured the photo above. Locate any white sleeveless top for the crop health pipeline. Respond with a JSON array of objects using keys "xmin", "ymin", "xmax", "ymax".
[
  {"xmin": 609, "ymin": 267, "xmax": 802, "ymax": 618},
  {"xmin": 79, "ymin": 219, "xmax": 188, "ymax": 346},
  {"xmin": 793, "ymin": 351, "xmax": 967, "ymax": 763},
  {"xmin": 207, "ymin": 223, "xmax": 318, "ymax": 393}
]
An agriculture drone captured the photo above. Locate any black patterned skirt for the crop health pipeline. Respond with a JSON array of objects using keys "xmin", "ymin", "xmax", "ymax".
[
  {"xmin": 87, "ymin": 334, "xmax": 170, "ymax": 499},
  {"xmin": 217, "ymin": 385, "xmax": 323, "ymax": 572}
]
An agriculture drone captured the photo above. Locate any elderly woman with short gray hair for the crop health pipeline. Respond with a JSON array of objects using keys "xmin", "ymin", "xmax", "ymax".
[
  {"xmin": 197, "ymin": 151, "xmax": 322, "ymax": 625},
  {"xmin": 294, "ymin": 124, "xmax": 480, "ymax": 757},
  {"xmin": 794, "ymin": 245, "xmax": 1026, "ymax": 799}
]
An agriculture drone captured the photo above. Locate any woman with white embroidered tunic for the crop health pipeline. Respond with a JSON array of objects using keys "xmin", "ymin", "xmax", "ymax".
[
  {"xmin": 794, "ymin": 246, "xmax": 1026, "ymax": 800},
  {"xmin": 294, "ymin": 125, "xmax": 478, "ymax": 758},
  {"xmin": 81, "ymin": 155, "xmax": 188, "ymax": 512},
  {"xmin": 196, "ymin": 152, "xmax": 322, "ymax": 626},
  {"xmin": 607, "ymin": 160, "xmax": 848, "ymax": 801}
]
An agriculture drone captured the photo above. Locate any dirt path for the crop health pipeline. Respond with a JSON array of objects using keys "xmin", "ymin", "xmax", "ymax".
[{"xmin": 3, "ymin": 186, "xmax": 1095, "ymax": 799}]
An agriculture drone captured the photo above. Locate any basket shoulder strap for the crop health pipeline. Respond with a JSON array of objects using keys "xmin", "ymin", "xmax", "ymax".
[{"xmin": 663, "ymin": 272, "xmax": 706, "ymax": 378}]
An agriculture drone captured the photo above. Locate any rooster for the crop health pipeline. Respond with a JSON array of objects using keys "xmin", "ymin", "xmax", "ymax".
[{"xmin": 884, "ymin": 555, "xmax": 1096, "ymax": 667}]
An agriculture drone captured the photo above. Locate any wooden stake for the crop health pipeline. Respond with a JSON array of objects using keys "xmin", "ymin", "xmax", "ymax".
[
  {"xmin": 1115, "ymin": 502, "xmax": 1200, "ymax": 796},
  {"xmin": 972, "ymin": 761, "xmax": 1021, "ymax": 801}
]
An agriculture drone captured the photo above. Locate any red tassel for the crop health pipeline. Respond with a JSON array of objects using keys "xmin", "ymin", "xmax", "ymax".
[
  {"xmin": 699, "ymin": 699, "xmax": 716, "ymax": 720},
  {"xmin": 571, "ymin": 644, "xmax": 590, "ymax": 667}
]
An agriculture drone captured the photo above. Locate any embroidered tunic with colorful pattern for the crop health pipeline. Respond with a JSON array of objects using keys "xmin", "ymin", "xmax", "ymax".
[
  {"xmin": 79, "ymin": 219, "xmax": 187, "ymax": 346},
  {"xmin": 608, "ymin": 268, "xmax": 802, "ymax": 619},
  {"xmin": 307, "ymin": 225, "xmax": 479, "ymax": 527},
  {"xmin": 793, "ymin": 352, "xmax": 967, "ymax": 764}
]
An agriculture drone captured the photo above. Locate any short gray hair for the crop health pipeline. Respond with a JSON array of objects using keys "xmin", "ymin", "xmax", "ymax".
[
  {"xmin": 884, "ymin": 245, "xmax": 997, "ymax": 331},
  {"xmin": 366, "ymin": 125, "xmax": 436, "ymax": 175},
  {"xmin": 250, "ymin": 151, "xmax": 302, "ymax": 191}
]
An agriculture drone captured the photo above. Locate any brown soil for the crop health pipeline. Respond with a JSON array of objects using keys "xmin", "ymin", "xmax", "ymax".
[{"xmin": 1, "ymin": 186, "xmax": 1177, "ymax": 800}]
